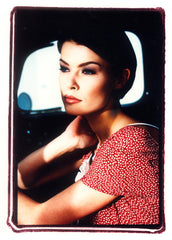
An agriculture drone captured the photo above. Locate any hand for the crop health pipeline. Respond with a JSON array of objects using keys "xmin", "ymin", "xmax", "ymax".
[{"xmin": 64, "ymin": 116, "xmax": 98, "ymax": 149}]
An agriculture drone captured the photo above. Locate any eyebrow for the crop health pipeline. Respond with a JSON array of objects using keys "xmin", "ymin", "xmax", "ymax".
[{"xmin": 59, "ymin": 58, "xmax": 102, "ymax": 67}]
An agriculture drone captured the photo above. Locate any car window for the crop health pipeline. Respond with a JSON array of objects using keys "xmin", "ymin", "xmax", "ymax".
[{"xmin": 17, "ymin": 32, "xmax": 144, "ymax": 112}]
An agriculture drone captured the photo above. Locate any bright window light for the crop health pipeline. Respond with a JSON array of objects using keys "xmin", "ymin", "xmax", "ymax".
[
  {"xmin": 120, "ymin": 31, "xmax": 144, "ymax": 105},
  {"xmin": 17, "ymin": 41, "xmax": 64, "ymax": 111},
  {"xmin": 17, "ymin": 32, "xmax": 144, "ymax": 112}
]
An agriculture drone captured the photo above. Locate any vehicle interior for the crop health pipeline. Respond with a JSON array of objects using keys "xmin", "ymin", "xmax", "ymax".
[{"xmin": 10, "ymin": 7, "xmax": 165, "ymax": 229}]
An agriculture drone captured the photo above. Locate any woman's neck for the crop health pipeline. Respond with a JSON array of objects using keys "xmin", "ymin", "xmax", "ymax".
[{"xmin": 85, "ymin": 107, "xmax": 136, "ymax": 145}]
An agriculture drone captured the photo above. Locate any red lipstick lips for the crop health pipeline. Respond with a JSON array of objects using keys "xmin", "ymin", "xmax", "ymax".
[{"xmin": 64, "ymin": 95, "xmax": 82, "ymax": 104}]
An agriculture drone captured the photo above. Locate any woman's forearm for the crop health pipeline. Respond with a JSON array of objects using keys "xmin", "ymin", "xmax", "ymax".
[
  {"xmin": 18, "ymin": 116, "xmax": 97, "ymax": 189},
  {"xmin": 17, "ymin": 190, "xmax": 39, "ymax": 224},
  {"xmin": 18, "ymin": 132, "xmax": 78, "ymax": 189}
]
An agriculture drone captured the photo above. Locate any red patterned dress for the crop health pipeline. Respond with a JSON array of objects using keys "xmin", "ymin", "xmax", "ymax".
[{"xmin": 75, "ymin": 125, "xmax": 159, "ymax": 225}]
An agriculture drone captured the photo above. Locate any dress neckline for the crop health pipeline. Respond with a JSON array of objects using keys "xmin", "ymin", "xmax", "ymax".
[{"xmin": 128, "ymin": 122, "xmax": 158, "ymax": 129}]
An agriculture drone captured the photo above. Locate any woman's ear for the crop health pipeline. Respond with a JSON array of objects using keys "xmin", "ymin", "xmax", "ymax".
[{"xmin": 114, "ymin": 68, "xmax": 130, "ymax": 89}]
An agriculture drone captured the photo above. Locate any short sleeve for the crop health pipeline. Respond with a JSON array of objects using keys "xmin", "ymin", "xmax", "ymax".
[{"xmin": 81, "ymin": 126, "xmax": 159, "ymax": 198}]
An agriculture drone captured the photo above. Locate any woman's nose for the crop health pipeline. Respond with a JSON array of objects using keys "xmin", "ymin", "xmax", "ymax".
[{"xmin": 68, "ymin": 73, "xmax": 79, "ymax": 90}]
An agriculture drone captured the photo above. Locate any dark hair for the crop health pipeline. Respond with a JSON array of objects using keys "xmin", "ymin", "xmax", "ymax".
[{"xmin": 57, "ymin": 24, "xmax": 137, "ymax": 100}]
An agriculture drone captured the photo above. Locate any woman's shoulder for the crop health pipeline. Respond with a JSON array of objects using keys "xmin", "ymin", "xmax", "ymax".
[
  {"xmin": 127, "ymin": 123, "xmax": 159, "ymax": 143},
  {"xmin": 82, "ymin": 123, "xmax": 159, "ymax": 163},
  {"xmin": 100, "ymin": 123, "xmax": 159, "ymax": 151}
]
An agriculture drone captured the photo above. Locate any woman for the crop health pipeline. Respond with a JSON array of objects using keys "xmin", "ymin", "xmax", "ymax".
[{"xmin": 17, "ymin": 27, "xmax": 159, "ymax": 226}]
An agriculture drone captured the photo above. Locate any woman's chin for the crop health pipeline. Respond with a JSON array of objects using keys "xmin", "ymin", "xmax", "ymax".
[{"xmin": 64, "ymin": 106, "xmax": 86, "ymax": 116}]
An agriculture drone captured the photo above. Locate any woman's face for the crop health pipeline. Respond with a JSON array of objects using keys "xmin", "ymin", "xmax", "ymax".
[{"xmin": 59, "ymin": 41, "xmax": 115, "ymax": 116}]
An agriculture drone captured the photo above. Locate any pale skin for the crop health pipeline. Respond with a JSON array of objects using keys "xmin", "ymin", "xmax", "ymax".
[{"xmin": 17, "ymin": 41, "xmax": 137, "ymax": 225}]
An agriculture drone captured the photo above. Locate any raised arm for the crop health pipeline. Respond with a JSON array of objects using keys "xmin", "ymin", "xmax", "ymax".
[{"xmin": 18, "ymin": 116, "xmax": 97, "ymax": 189}]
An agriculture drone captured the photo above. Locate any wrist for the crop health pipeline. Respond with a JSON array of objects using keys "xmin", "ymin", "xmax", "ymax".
[{"xmin": 61, "ymin": 131, "xmax": 79, "ymax": 150}]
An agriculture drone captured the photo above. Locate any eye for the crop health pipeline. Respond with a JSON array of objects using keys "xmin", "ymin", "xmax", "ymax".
[
  {"xmin": 59, "ymin": 65, "xmax": 69, "ymax": 73},
  {"xmin": 82, "ymin": 68, "xmax": 96, "ymax": 75}
]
